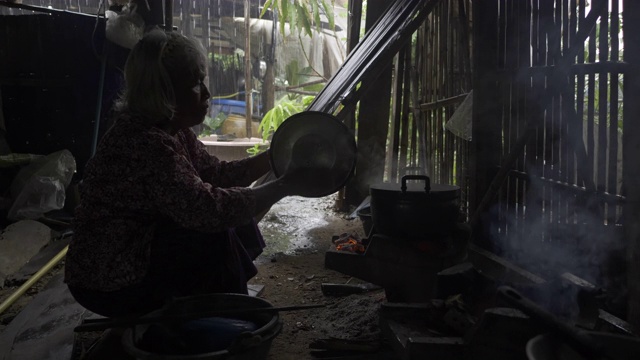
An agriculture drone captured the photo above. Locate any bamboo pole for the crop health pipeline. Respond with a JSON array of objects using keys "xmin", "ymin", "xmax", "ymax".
[
  {"xmin": 388, "ymin": 51, "xmax": 405, "ymax": 182},
  {"xmin": 608, "ymin": 0, "xmax": 621, "ymax": 224},
  {"xmin": 470, "ymin": 0, "xmax": 501, "ymax": 248},
  {"xmin": 75, "ymin": 303, "xmax": 326, "ymax": 332},
  {"xmin": 244, "ymin": 0, "xmax": 253, "ymax": 139}
]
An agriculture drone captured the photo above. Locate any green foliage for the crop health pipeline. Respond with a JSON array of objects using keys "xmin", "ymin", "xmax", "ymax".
[
  {"xmin": 258, "ymin": 98, "xmax": 302, "ymax": 140},
  {"xmin": 321, "ymin": 0, "xmax": 335, "ymax": 30},
  {"xmin": 286, "ymin": 60, "xmax": 302, "ymax": 85},
  {"xmin": 285, "ymin": 60, "xmax": 319, "ymax": 87},
  {"xmin": 198, "ymin": 113, "xmax": 227, "ymax": 137},
  {"xmin": 246, "ymin": 94, "xmax": 315, "ymax": 155},
  {"xmin": 260, "ymin": 0, "xmax": 336, "ymax": 37},
  {"xmin": 261, "ymin": 94, "xmax": 314, "ymax": 139},
  {"xmin": 252, "ymin": 0, "xmax": 337, "ymax": 156},
  {"xmin": 210, "ymin": 53, "xmax": 241, "ymax": 70}
]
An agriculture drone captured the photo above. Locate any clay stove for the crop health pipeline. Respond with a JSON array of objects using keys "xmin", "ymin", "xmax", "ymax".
[
  {"xmin": 324, "ymin": 219, "xmax": 639, "ymax": 359},
  {"xmin": 324, "ymin": 222, "xmax": 470, "ymax": 303}
]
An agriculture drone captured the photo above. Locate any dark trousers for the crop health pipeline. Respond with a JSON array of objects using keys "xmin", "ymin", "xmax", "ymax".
[{"xmin": 69, "ymin": 221, "xmax": 264, "ymax": 318}]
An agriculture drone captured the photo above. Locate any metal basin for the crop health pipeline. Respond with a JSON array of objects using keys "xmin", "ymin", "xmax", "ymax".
[
  {"xmin": 121, "ymin": 293, "xmax": 282, "ymax": 359},
  {"xmin": 526, "ymin": 332, "xmax": 640, "ymax": 360}
]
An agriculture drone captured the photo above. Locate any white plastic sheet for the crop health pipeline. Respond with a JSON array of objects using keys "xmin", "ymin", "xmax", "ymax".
[
  {"xmin": 8, "ymin": 150, "xmax": 76, "ymax": 221},
  {"xmin": 445, "ymin": 90, "xmax": 473, "ymax": 141}
]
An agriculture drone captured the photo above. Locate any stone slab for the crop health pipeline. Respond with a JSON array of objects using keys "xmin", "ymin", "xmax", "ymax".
[
  {"xmin": 248, "ymin": 284, "xmax": 265, "ymax": 297},
  {"xmin": 0, "ymin": 220, "xmax": 51, "ymax": 286},
  {"xmin": 5, "ymin": 235, "xmax": 71, "ymax": 286}
]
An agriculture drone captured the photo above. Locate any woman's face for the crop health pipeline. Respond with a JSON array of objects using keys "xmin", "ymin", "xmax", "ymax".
[{"xmin": 171, "ymin": 56, "xmax": 211, "ymax": 130}]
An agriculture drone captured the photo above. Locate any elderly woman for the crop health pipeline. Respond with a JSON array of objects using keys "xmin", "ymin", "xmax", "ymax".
[{"xmin": 64, "ymin": 28, "xmax": 309, "ymax": 318}]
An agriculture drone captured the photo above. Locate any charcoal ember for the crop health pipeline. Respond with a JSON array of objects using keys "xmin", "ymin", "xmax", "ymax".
[
  {"xmin": 332, "ymin": 232, "xmax": 360, "ymax": 245},
  {"xmin": 332, "ymin": 233, "xmax": 366, "ymax": 254}
]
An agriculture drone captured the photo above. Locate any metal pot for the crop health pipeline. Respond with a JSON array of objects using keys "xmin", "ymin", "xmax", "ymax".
[{"xmin": 369, "ymin": 175, "xmax": 461, "ymax": 239}]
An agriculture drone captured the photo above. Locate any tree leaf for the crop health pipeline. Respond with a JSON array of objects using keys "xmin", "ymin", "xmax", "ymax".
[
  {"xmin": 274, "ymin": 105, "xmax": 284, "ymax": 127},
  {"xmin": 302, "ymin": 95, "xmax": 316, "ymax": 107},
  {"xmin": 260, "ymin": 0, "xmax": 273, "ymax": 19},
  {"xmin": 290, "ymin": 1, "xmax": 299, "ymax": 35},
  {"xmin": 312, "ymin": 0, "xmax": 321, "ymax": 30},
  {"xmin": 321, "ymin": 0, "xmax": 335, "ymax": 30},
  {"xmin": 297, "ymin": 2, "xmax": 313, "ymax": 37},
  {"xmin": 258, "ymin": 111, "xmax": 271, "ymax": 135},
  {"xmin": 281, "ymin": 0, "xmax": 289, "ymax": 21}
]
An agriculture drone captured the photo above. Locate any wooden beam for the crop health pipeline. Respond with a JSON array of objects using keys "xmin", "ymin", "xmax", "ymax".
[
  {"xmin": 623, "ymin": 0, "xmax": 640, "ymax": 329},
  {"xmin": 507, "ymin": 169, "xmax": 624, "ymax": 205},
  {"xmin": 418, "ymin": 93, "xmax": 469, "ymax": 111},
  {"xmin": 347, "ymin": 0, "xmax": 363, "ymax": 52},
  {"xmin": 261, "ymin": 4, "xmax": 277, "ymax": 115},
  {"xmin": 388, "ymin": 51, "xmax": 405, "ymax": 182},
  {"xmin": 348, "ymin": 0, "xmax": 393, "ymax": 205},
  {"xmin": 164, "ymin": 0, "xmax": 172, "ymax": 30},
  {"xmin": 338, "ymin": 0, "xmax": 363, "ymax": 210},
  {"xmin": 470, "ymin": 0, "xmax": 501, "ymax": 249},
  {"xmin": 132, "ymin": 0, "xmax": 163, "ymax": 28},
  {"xmin": 0, "ymin": 0, "xmax": 102, "ymax": 18}
]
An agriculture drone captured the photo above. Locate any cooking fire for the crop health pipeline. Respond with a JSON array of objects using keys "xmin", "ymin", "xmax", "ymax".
[{"xmin": 333, "ymin": 233, "xmax": 367, "ymax": 254}]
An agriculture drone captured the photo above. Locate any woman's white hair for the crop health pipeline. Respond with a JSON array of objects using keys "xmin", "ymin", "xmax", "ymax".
[{"xmin": 115, "ymin": 27, "xmax": 208, "ymax": 125}]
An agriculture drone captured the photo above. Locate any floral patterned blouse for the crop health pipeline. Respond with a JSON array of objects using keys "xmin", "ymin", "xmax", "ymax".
[{"xmin": 64, "ymin": 113, "xmax": 258, "ymax": 291}]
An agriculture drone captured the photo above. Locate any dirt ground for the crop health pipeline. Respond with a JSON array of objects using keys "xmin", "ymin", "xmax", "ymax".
[
  {"xmin": 0, "ymin": 194, "xmax": 391, "ymax": 359},
  {"xmin": 252, "ymin": 194, "xmax": 388, "ymax": 360}
]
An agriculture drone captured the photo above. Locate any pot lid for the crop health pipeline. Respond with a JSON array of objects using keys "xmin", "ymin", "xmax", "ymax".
[{"xmin": 370, "ymin": 175, "xmax": 460, "ymax": 200}]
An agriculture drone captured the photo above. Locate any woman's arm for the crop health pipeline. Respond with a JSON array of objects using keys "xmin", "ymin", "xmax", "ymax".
[
  {"xmin": 240, "ymin": 148, "xmax": 271, "ymax": 182},
  {"xmin": 182, "ymin": 129, "xmax": 270, "ymax": 187}
]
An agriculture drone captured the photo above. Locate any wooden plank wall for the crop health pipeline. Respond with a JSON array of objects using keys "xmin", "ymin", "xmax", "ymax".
[
  {"xmin": 1, "ymin": 0, "xmax": 254, "ymax": 50},
  {"xmin": 386, "ymin": 0, "xmax": 473, "ymax": 217},
  {"xmin": 622, "ymin": 0, "xmax": 640, "ymax": 331},
  {"xmin": 472, "ymin": 0, "xmax": 626, "ymax": 297},
  {"xmin": 0, "ymin": 0, "xmax": 100, "ymax": 15},
  {"xmin": 1, "ymin": 0, "xmax": 257, "ymax": 102}
]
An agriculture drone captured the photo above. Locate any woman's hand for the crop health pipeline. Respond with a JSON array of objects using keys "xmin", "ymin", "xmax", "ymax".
[
  {"xmin": 279, "ymin": 164, "xmax": 332, "ymax": 198},
  {"xmin": 251, "ymin": 165, "xmax": 332, "ymax": 215},
  {"xmin": 244, "ymin": 149, "xmax": 272, "ymax": 182}
]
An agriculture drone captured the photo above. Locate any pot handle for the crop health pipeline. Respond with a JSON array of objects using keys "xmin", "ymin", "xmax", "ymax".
[{"xmin": 401, "ymin": 175, "xmax": 431, "ymax": 193}]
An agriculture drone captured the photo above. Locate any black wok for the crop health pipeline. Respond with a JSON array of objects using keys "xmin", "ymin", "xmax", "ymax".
[{"xmin": 269, "ymin": 111, "xmax": 357, "ymax": 198}]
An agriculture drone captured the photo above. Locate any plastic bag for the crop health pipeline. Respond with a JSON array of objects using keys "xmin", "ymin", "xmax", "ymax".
[
  {"xmin": 7, "ymin": 150, "xmax": 76, "ymax": 221},
  {"xmin": 105, "ymin": 8, "xmax": 144, "ymax": 49},
  {"xmin": 445, "ymin": 90, "xmax": 473, "ymax": 141}
]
